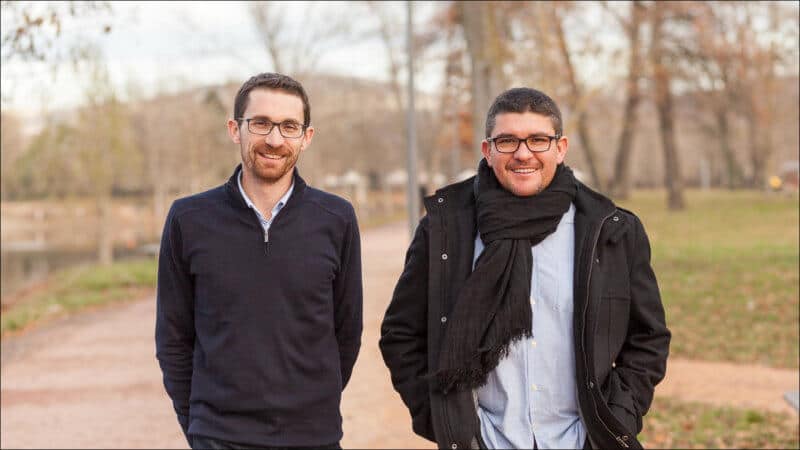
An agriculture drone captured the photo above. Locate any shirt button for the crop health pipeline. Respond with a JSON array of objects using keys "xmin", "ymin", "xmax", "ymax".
[
  {"xmin": 531, "ymin": 340, "xmax": 537, "ymax": 347},
  {"xmin": 441, "ymin": 253, "xmax": 448, "ymax": 260},
  {"xmin": 531, "ymin": 384, "xmax": 538, "ymax": 391},
  {"xmin": 441, "ymin": 316, "xmax": 447, "ymax": 323},
  {"xmin": 531, "ymin": 298, "xmax": 536, "ymax": 305}
]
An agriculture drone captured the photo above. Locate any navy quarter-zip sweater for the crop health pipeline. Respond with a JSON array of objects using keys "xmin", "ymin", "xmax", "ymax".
[{"xmin": 155, "ymin": 165, "xmax": 363, "ymax": 447}]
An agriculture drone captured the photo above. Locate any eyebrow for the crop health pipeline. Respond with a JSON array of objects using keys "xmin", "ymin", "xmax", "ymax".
[
  {"xmin": 493, "ymin": 132, "xmax": 555, "ymax": 139},
  {"xmin": 248, "ymin": 115, "xmax": 301, "ymax": 123}
]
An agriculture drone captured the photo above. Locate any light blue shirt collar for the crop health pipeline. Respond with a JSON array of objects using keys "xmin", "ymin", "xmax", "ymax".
[{"xmin": 237, "ymin": 170, "xmax": 294, "ymax": 230}]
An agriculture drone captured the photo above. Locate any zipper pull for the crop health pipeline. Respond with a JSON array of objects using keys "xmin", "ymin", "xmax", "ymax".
[
  {"xmin": 264, "ymin": 229, "xmax": 269, "ymax": 243},
  {"xmin": 615, "ymin": 435, "xmax": 630, "ymax": 448}
]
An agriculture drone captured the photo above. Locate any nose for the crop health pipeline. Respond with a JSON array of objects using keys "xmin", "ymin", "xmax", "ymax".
[
  {"xmin": 264, "ymin": 127, "xmax": 285, "ymax": 147},
  {"xmin": 513, "ymin": 144, "xmax": 535, "ymax": 162}
]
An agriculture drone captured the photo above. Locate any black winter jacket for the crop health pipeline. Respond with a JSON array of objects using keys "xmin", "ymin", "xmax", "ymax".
[{"xmin": 379, "ymin": 176, "xmax": 670, "ymax": 449}]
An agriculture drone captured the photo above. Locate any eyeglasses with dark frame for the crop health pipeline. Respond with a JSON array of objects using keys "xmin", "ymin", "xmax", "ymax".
[
  {"xmin": 487, "ymin": 134, "xmax": 561, "ymax": 154},
  {"xmin": 238, "ymin": 117, "xmax": 307, "ymax": 139}
]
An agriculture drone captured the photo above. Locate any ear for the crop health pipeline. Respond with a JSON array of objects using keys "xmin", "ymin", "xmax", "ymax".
[
  {"xmin": 300, "ymin": 125, "xmax": 314, "ymax": 152},
  {"xmin": 555, "ymin": 135, "xmax": 568, "ymax": 164},
  {"xmin": 227, "ymin": 119, "xmax": 241, "ymax": 144},
  {"xmin": 481, "ymin": 139, "xmax": 492, "ymax": 165}
]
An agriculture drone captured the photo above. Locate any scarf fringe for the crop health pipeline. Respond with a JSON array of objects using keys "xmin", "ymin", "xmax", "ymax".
[{"xmin": 435, "ymin": 328, "xmax": 532, "ymax": 394}]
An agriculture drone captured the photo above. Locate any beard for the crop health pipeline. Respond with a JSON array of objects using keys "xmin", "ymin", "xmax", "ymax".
[{"xmin": 241, "ymin": 141, "xmax": 300, "ymax": 184}]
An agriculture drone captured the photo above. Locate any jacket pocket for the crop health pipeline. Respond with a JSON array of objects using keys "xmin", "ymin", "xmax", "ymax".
[{"xmin": 603, "ymin": 370, "xmax": 640, "ymax": 435}]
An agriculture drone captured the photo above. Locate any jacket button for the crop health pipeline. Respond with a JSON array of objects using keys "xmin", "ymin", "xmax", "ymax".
[
  {"xmin": 613, "ymin": 215, "xmax": 619, "ymax": 222},
  {"xmin": 451, "ymin": 444, "xmax": 458, "ymax": 449},
  {"xmin": 441, "ymin": 316, "xmax": 447, "ymax": 323},
  {"xmin": 588, "ymin": 381, "xmax": 594, "ymax": 389},
  {"xmin": 438, "ymin": 197, "xmax": 444, "ymax": 203},
  {"xmin": 442, "ymin": 253, "xmax": 448, "ymax": 260}
]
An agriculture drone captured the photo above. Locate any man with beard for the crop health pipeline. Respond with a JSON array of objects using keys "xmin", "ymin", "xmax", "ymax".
[
  {"xmin": 156, "ymin": 73, "xmax": 362, "ymax": 450},
  {"xmin": 380, "ymin": 88, "xmax": 669, "ymax": 449}
]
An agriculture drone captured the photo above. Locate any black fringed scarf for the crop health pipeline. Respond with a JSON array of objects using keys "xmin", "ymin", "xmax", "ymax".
[{"xmin": 435, "ymin": 160, "xmax": 577, "ymax": 393}]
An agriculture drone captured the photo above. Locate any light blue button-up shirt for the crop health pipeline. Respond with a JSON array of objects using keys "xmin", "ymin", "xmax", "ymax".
[
  {"xmin": 474, "ymin": 203, "xmax": 586, "ymax": 450},
  {"xmin": 237, "ymin": 171, "xmax": 294, "ymax": 240}
]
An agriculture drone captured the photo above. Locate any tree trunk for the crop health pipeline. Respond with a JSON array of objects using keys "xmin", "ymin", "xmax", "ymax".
[
  {"xmin": 714, "ymin": 108, "xmax": 743, "ymax": 189},
  {"xmin": 551, "ymin": 7, "xmax": 604, "ymax": 192},
  {"xmin": 460, "ymin": 1, "xmax": 506, "ymax": 159},
  {"xmin": 609, "ymin": 1, "xmax": 644, "ymax": 200},
  {"xmin": 650, "ymin": 3, "xmax": 685, "ymax": 210},
  {"xmin": 368, "ymin": 1, "xmax": 405, "ymax": 112},
  {"xmin": 97, "ymin": 195, "xmax": 114, "ymax": 266},
  {"xmin": 745, "ymin": 108, "xmax": 767, "ymax": 189},
  {"xmin": 744, "ymin": 62, "xmax": 776, "ymax": 190}
]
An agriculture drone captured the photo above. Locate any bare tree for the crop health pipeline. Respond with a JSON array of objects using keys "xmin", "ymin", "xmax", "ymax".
[
  {"xmin": 249, "ymin": 1, "xmax": 352, "ymax": 77},
  {"xmin": 0, "ymin": 112, "xmax": 26, "ymax": 200},
  {"xmin": 74, "ymin": 53, "xmax": 138, "ymax": 264},
  {"xmin": 366, "ymin": 1, "xmax": 405, "ymax": 112},
  {"xmin": 0, "ymin": 1, "xmax": 113, "ymax": 63},
  {"xmin": 250, "ymin": 2, "xmax": 286, "ymax": 73},
  {"xmin": 607, "ymin": 1, "xmax": 645, "ymax": 199},
  {"xmin": 549, "ymin": 3, "xmax": 605, "ymax": 192},
  {"xmin": 734, "ymin": 1, "xmax": 795, "ymax": 188},
  {"xmin": 458, "ymin": 1, "xmax": 509, "ymax": 158},
  {"xmin": 649, "ymin": 2, "xmax": 685, "ymax": 210}
]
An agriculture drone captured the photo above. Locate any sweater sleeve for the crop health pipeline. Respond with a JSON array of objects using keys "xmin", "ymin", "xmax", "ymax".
[
  {"xmin": 155, "ymin": 203, "xmax": 195, "ymax": 442},
  {"xmin": 332, "ymin": 206, "xmax": 363, "ymax": 389}
]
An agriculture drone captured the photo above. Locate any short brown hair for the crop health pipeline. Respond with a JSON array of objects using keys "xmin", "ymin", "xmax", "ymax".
[
  {"xmin": 233, "ymin": 73, "xmax": 311, "ymax": 126},
  {"xmin": 485, "ymin": 87, "xmax": 562, "ymax": 138}
]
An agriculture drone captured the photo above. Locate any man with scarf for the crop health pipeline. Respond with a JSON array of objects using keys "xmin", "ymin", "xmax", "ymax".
[{"xmin": 380, "ymin": 88, "xmax": 670, "ymax": 450}]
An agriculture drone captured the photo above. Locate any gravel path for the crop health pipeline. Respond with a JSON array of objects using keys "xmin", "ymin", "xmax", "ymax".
[{"xmin": 1, "ymin": 222, "xmax": 797, "ymax": 448}]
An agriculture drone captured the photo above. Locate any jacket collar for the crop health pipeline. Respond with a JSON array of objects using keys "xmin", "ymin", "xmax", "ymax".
[
  {"xmin": 225, "ymin": 163, "xmax": 307, "ymax": 211},
  {"xmin": 572, "ymin": 180, "xmax": 618, "ymax": 272}
]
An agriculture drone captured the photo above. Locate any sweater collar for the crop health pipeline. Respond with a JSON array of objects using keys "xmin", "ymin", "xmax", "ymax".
[{"xmin": 225, "ymin": 163, "xmax": 307, "ymax": 211}]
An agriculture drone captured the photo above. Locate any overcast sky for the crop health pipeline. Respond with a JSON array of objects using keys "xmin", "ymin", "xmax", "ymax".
[{"xmin": 1, "ymin": 1, "xmax": 445, "ymax": 116}]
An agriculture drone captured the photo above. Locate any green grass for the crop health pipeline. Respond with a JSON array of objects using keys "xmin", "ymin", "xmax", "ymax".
[
  {"xmin": 1, "ymin": 258, "xmax": 158, "ymax": 335},
  {"xmin": 618, "ymin": 190, "xmax": 799, "ymax": 369},
  {"xmin": 640, "ymin": 396, "xmax": 799, "ymax": 449}
]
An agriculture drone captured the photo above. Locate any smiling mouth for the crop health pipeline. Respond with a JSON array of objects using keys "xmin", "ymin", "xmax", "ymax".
[
  {"xmin": 257, "ymin": 152, "xmax": 285, "ymax": 160},
  {"xmin": 510, "ymin": 167, "xmax": 539, "ymax": 174}
]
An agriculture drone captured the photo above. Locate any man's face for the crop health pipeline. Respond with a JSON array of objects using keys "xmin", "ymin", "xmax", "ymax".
[
  {"xmin": 227, "ymin": 88, "xmax": 314, "ymax": 184},
  {"xmin": 481, "ymin": 112, "xmax": 568, "ymax": 197}
]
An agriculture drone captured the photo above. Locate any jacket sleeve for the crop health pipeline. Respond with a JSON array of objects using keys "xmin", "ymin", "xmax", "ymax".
[
  {"xmin": 616, "ymin": 215, "xmax": 671, "ymax": 431},
  {"xmin": 379, "ymin": 217, "xmax": 436, "ymax": 442},
  {"xmin": 154, "ymin": 203, "xmax": 195, "ymax": 443},
  {"xmin": 333, "ymin": 206, "xmax": 363, "ymax": 389}
]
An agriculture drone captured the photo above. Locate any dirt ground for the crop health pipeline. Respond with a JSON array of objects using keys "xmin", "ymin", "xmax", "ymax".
[{"xmin": 1, "ymin": 222, "xmax": 797, "ymax": 449}]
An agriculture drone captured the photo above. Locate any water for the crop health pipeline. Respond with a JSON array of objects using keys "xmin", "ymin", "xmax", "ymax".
[
  {"xmin": 1, "ymin": 199, "xmax": 162, "ymax": 304},
  {"xmin": 1, "ymin": 246, "xmax": 155, "ymax": 304}
]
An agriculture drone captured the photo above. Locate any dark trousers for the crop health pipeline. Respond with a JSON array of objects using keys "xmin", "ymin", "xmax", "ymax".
[{"xmin": 190, "ymin": 435, "xmax": 340, "ymax": 450}]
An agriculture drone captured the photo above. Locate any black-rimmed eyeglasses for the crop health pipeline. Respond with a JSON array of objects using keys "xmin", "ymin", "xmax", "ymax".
[
  {"xmin": 238, "ymin": 117, "xmax": 307, "ymax": 138},
  {"xmin": 487, "ymin": 134, "xmax": 561, "ymax": 153}
]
